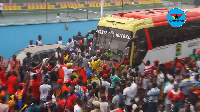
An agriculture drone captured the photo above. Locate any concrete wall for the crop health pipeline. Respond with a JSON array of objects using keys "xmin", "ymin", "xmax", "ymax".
[{"xmin": 0, "ymin": 19, "xmax": 99, "ymax": 59}]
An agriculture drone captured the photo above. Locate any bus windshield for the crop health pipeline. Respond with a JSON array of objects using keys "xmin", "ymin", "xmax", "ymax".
[
  {"xmin": 96, "ymin": 26, "xmax": 133, "ymax": 54},
  {"xmin": 126, "ymin": 29, "xmax": 148, "ymax": 68}
]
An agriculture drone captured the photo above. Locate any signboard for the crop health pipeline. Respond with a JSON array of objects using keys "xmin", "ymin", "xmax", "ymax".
[
  {"xmin": 96, "ymin": 26, "xmax": 133, "ymax": 53},
  {"xmin": 176, "ymin": 44, "xmax": 182, "ymax": 56}
]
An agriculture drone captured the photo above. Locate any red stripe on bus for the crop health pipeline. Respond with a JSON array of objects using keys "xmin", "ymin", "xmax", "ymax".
[{"xmin": 144, "ymin": 28, "xmax": 153, "ymax": 50}]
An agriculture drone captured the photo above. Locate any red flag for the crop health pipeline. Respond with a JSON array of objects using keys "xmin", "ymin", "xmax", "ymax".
[{"xmin": 59, "ymin": 65, "xmax": 87, "ymax": 82}]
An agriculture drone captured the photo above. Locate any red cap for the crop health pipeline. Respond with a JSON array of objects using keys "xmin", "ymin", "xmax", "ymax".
[
  {"xmin": 79, "ymin": 40, "xmax": 82, "ymax": 45},
  {"xmin": 57, "ymin": 79, "xmax": 63, "ymax": 85},
  {"xmin": 64, "ymin": 79, "xmax": 71, "ymax": 84},
  {"xmin": 115, "ymin": 63, "xmax": 119, "ymax": 68},
  {"xmin": 154, "ymin": 60, "xmax": 159, "ymax": 63},
  {"xmin": 103, "ymin": 74, "xmax": 108, "ymax": 78},
  {"xmin": 124, "ymin": 60, "xmax": 130, "ymax": 64},
  {"xmin": 102, "ymin": 64, "xmax": 106, "ymax": 69},
  {"xmin": 19, "ymin": 82, "xmax": 25, "ymax": 86}
]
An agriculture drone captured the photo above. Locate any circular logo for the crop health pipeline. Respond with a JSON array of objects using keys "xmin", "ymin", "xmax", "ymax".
[{"xmin": 167, "ymin": 8, "xmax": 186, "ymax": 27}]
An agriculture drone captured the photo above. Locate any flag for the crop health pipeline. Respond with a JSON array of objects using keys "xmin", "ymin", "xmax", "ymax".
[
  {"xmin": 17, "ymin": 90, "xmax": 22, "ymax": 111},
  {"xmin": 59, "ymin": 64, "xmax": 87, "ymax": 82}
]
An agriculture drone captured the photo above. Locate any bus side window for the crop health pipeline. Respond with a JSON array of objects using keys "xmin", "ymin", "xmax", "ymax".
[{"xmin": 148, "ymin": 20, "xmax": 200, "ymax": 48}]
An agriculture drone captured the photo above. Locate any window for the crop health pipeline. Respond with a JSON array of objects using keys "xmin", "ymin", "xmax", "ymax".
[
  {"xmin": 128, "ymin": 29, "xmax": 148, "ymax": 68},
  {"xmin": 148, "ymin": 20, "xmax": 200, "ymax": 48}
]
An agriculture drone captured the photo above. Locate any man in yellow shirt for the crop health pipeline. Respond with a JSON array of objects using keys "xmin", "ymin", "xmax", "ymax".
[{"xmin": 91, "ymin": 57, "xmax": 100, "ymax": 73}]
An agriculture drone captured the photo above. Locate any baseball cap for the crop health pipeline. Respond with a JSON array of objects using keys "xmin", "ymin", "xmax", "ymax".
[
  {"xmin": 103, "ymin": 74, "xmax": 108, "ymax": 78},
  {"xmin": 64, "ymin": 79, "xmax": 71, "ymax": 84},
  {"xmin": 102, "ymin": 64, "xmax": 106, "ymax": 69},
  {"xmin": 57, "ymin": 79, "xmax": 63, "ymax": 85},
  {"xmin": 19, "ymin": 82, "xmax": 25, "ymax": 86},
  {"xmin": 154, "ymin": 60, "xmax": 159, "ymax": 63}
]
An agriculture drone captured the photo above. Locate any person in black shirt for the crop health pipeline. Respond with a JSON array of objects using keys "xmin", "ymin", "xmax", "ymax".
[{"xmin": 76, "ymin": 32, "xmax": 84, "ymax": 41}]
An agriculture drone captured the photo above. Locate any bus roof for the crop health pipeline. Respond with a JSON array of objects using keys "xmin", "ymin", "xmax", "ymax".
[{"xmin": 112, "ymin": 8, "xmax": 200, "ymax": 26}]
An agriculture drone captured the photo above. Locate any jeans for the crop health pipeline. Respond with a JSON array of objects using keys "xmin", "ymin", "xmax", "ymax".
[{"xmin": 148, "ymin": 102, "xmax": 158, "ymax": 112}]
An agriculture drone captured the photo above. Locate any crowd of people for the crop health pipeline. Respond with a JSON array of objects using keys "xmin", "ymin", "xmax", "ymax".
[{"xmin": 0, "ymin": 32, "xmax": 200, "ymax": 112}]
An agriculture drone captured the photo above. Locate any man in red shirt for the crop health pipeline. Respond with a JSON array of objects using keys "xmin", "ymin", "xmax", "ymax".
[
  {"xmin": 67, "ymin": 86, "xmax": 77, "ymax": 112},
  {"xmin": 7, "ymin": 71, "xmax": 18, "ymax": 96},
  {"xmin": 0, "ymin": 67, "xmax": 6, "ymax": 85},
  {"xmin": 192, "ymin": 83, "xmax": 200, "ymax": 99},
  {"xmin": 142, "ymin": 60, "xmax": 153, "ymax": 90},
  {"xmin": 57, "ymin": 93, "xmax": 72, "ymax": 112},
  {"xmin": 29, "ymin": 74, "xmax": 41, "ymax": 104},
  {"xmin": 168, "ymin": 83, "xmax": 184, "ymax": 104},
  {"xmin": 101, "ymin": 64, "xmax": 111, "ymax": 75},
  {"xmin": 62, "ymin": 79, "xmax": 71, "ymax": 93},
  {"xmin": 10, "ymin": 55, "xmax": 20, "ymax": 74},
  {"xmin": 33, "ymin": 69, "xmax": 43, "ymax": 82}
]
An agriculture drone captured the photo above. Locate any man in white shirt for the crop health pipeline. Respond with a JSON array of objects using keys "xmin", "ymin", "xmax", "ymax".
[
  {"xmin": 36, "ymin": 35, "xmax": 42, "ymax": 46},
  {"xmin": 0, "ymin": 96, "xmax": 9, "ymax": 112},
  {"xmin": 60, "ymin": 65, "xmax": 83, "ymax": 82},
  {"xmin": 74, "ymin": 97, "xmax": 83, "ymax": 112},
  {"xmin": 128, "ymin": 76, "xmax": 137, "ymax": 97},
  {"xmin": 147, "ymin": 83, "xmax": 160, "ymax": 112},
  {"xmin": 54, "ymin": 47, "xmax": 62, "ymax": 65},
  {"xmin": 39, "ymin": 78, "xmax": 52, "ymax": 103},
  {"xmin": 100, "ymin": 94, "xmax": 109, "ymax": 112},
  {"xmin": 189, "ymin": 70, "xmax": 198, "ymax": 83},
  {"xmin": 157, "ymin": 69, "xmax": 165, "ymax": 88},
  {"xmin": 123, "ymin": 81, "xmax": 133, "ymax": 112},
  {"xmin": 56, "ymin": 13, "xmax": 62, "ymax": 21},
  {"xmin": 111, "ymin": 87, "xmax": 121, "ymax": 110},
  {"xmin": 163, "ymin": 76, "xmax": 174, "ymax": 112},
  {"xmin": 56, "ymin": 36, "xmax": 62, "ymax": 45},
  {"xmin": 66, "ymin": 38, "xmax": 73, "ymax": 50},
  {"xmin": 102, "ymin": 74, "xmax": 110, "ymax": 94},
  {"xmin": 28, "ymin": 40, "xmax": 36, "ymax": 47}
]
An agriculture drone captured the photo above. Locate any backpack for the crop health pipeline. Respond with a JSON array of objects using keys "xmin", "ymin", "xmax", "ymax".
[{"xmin": 119, "ymin": 93, "xmax": 125, "ymax": 105}]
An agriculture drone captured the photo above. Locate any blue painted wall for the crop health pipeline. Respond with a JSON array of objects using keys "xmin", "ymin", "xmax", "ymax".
[{"xmin": 0, "ymin": 19, "xmax": 99, "ymax": 59}]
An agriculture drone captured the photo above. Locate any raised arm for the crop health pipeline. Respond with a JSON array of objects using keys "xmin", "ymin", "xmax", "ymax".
[
  {"xmin": 32, "ymin": 63, "xmax": 42, "ymax": 70},
  {"xmin": 73, "ymin": 67, "xmax": 84, "ymax": 72},
  {"xmin": 47, "ymin": 65, "xmax": 58, "ymax": 74},
  {"xmin": 116, "ymin": 56, "xmax": 125, "ymax": 69}
]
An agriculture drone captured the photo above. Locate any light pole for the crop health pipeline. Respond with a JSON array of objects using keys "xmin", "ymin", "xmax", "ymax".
[
  {"xmin": 122, "ymin": 0, "xmax": 123, "ymax": 13},
  {"xmin": 101, "ymin": 0, "xmax": 104, "ymax": 18},
  {"xmin": 45, "ymin": 0, "xmax": 48, "ymax": 22},
  {"xmin": 181, "ymin": 0, "xmax": 182, "ymax": 9},
  {"xmin": 87, "ymin": 5, "xmax": 89, "ymax": 19}
]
